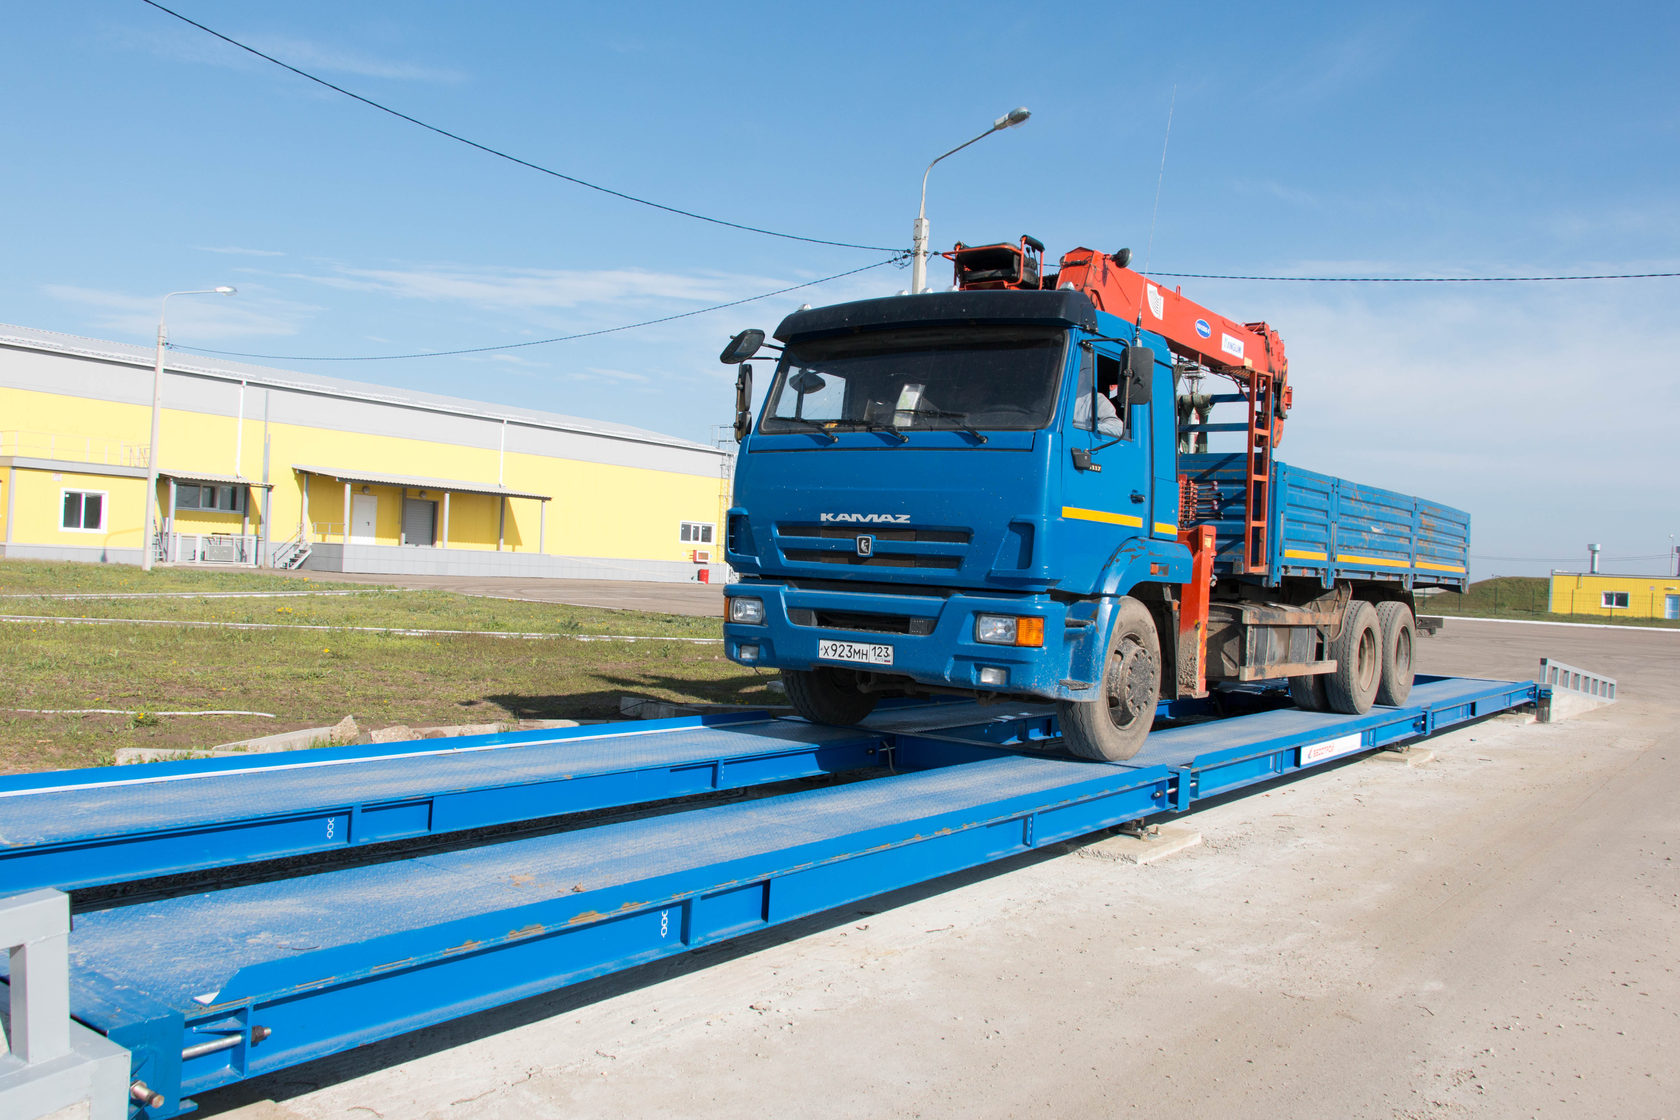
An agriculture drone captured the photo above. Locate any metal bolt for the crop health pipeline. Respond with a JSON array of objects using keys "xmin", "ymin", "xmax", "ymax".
[{"xmin": 130, "ymin": 1080, "xmax": 166, "ymax": 1107}]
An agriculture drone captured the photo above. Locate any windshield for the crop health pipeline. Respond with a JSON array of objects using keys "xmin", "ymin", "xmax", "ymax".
[{"xmin": 760, "ymin": 325, "xmax": 1066, "ymax": 436}]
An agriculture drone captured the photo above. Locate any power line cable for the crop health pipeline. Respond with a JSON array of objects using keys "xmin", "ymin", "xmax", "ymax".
[
  {"xmin": 1151, "ymin": 270, "xmax": 1680, "ymax": 282},
  {"xmin": 136, "ymin": 0, "xmax": 898, "ymax": 253},
  {"xmin": 173, "ymin": 254, "xmax": 905, "ymax": 362}
]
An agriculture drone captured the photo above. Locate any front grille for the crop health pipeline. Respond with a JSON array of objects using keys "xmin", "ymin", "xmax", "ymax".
[
  {"xmin": 781, "ymin": 550, "xmax": 961, "ymax": 569},
  {"xmin": 775, "ymin": 522, "xmax": 970, "ymax": 569},
  {"xmin": 776, "ymin": 524, "xmax": 970, "ymax": 544},
  {"xmin": 785, "ymin": 609, "xmax": 935, "ymax": 635}
]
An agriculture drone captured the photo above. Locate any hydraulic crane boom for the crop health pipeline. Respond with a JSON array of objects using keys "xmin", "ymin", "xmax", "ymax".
[{"xmin": 947, "ymin": 236, "xmax": 1293, "ymax": 574}]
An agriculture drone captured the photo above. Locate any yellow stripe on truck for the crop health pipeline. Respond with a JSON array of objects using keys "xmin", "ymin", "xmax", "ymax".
[
  {"xmin": 1284, "ymin": 548, "xmax": 1328, "ymax": 561},
  {"xmin": 1153, "ymin": 522, "xmax": 1178, "ymax": 536},
  {"xmin": 1335, "ymin": 553, "xmax": 1410, "ymax": 568},
  {"xmin": 1416, "ymin": 560, "xmax": 1468, "ymax": 573},
  {"xmin": 1061, "ymin": 506, "xmax": 1143, "ymax": 528}
]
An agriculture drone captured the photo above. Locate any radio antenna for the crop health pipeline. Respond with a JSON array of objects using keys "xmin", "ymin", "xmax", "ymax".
[{"xmin": 1135, "ymin": 85, "xmax": 1177, "ymax": 325}]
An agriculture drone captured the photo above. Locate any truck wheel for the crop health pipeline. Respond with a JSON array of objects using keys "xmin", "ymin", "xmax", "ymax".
[
  {"xmin": 1288, "ymin": 673, "xmax": 1328, "ymax": 712},
  {"xmin": 782, "ymin": 667, "xmax": 878, "ymax": 726},
  {"xmin": 1058, "ymin": 597, "xmax": 1160, "ymax": 762},
  {"xmin": 1374, "ymin": 601, "xmax": 1416, "ymax": 706},
  {"xmin": 1324, "ymin": 600, "xmax": 1381, "ymax": 715}
]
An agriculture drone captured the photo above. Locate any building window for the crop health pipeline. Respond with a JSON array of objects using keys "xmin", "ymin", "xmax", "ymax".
[
  {"xmin": 176, "ymin": 483, "xmax": 247, "ymax": 513},
  {"xmin": 1602, "ymin": 591, "xmax": 1629, "ymax": 609},
  {"xmin": 680, "ymin": 521, "xmax": 715, "ymax": 545},
  {"xmin": 61, "ymin": 490, "xmax": 106, "ymax": 531}
]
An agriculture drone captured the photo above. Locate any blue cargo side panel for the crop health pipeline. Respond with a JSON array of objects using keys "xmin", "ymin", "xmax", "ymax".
[{"xmin": 1180, "ymin": 453, "xmax": 1469, "ymax": 590}]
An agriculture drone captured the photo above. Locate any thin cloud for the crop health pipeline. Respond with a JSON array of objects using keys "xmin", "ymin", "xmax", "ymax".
[
  {"xmin": 272, "ymin": 262, "xmax": 793, "ymax": 313},
  {"xmin": 108, "ymin": 22, "xmax": 462, "ymax": 84},
  {"xmin": 197, "ymin": 245, "xmax": 287, "ymax": 258},
  {"xmin": 41, "ymin": 284, "xmax": 320, "ymax": 342}
]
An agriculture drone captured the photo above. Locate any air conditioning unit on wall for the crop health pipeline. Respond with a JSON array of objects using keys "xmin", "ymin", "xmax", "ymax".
[{"xmin": 691, "ymin": 550, "xmax": 710, "ymax": 563}]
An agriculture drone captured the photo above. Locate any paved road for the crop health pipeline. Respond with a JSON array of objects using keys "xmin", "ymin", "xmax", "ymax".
[
  {"xmin": 210, "ymin": 619, "xmax": 1678, "ymax": 1120},
  {"xmin": 276, "ymin": 569, "xmax": 726, "ymax": 618}
]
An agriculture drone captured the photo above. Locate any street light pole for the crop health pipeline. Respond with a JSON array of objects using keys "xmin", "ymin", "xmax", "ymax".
[
  {"xmin": 910, "ymin": 107, "xmax": 1031, "ymax": 295},
  {"xmin": 142, "ymin": 286, "xmax": 236, "ymax": 571}
]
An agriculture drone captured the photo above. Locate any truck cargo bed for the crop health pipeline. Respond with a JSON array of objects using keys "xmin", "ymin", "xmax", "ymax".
[{"xmin": 1180, "ymin": 453, "xmax": 1469, "ymax": 590}]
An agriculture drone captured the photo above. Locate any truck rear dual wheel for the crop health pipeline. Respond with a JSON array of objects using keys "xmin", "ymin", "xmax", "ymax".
[
  {"xmin": 783, "ymin": 667, "xmax": 879, "ymax": 726},
  {"xmin": 1325, "ymin": 600, "xmax": 1381, "ymax": 715},
  {"xmin": 1288, "ymin": 673, "xmax": 1328, "ymax": 712},
  {"xmin": 1058, "ymin": 597, "xmax": 1160, "ymax": 763},
  {"xmin": 1374, "ymin": 601, "xmax": 1416, "ymax": 706}
]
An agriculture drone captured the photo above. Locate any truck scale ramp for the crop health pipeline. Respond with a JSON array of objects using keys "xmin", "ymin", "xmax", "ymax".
[{"xmin": 0, "ymin": 674, "xmax": 1538, "ymax": 1119}]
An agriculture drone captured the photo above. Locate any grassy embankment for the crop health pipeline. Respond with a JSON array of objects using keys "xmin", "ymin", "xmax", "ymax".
[
  {"xmin": 0, "ymin": 560, "xmax": 753, "ymax": 774},
  {"xmin": 1420, "ymin": 575, "xmax": 1680, "ymax": 628}
]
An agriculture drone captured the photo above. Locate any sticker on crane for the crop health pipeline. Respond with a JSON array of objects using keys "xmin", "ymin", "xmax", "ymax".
[
  {"xmin": 1300, "ymin": 732, "xmax": 1364, "ymax": 765},
  {"xmin": 1220, "ymin": 332, "xmax": 1246, "ymax": 360},
  {"xmin": 1194, "ymin": 318, "xmax": 1212, "ymax": 339},
  {"xmin": 1146, "ymin": 283, "xmax": 1164, "ymax": 319}
]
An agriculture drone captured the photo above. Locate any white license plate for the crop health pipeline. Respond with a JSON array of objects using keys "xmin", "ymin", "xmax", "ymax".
[{"xmin": 818, "ymin": 639, "xmax": 894, "ymax": 667}]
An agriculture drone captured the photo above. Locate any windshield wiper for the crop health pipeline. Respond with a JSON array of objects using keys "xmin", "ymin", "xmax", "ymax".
[
  {"xmin": 769, "ymin": 417, "xmax": 838, "ymax": 442},
  {"xmin": 908, "ymin": 408, "xmax": 988, "ymax": 443},
  {"xmin": 854, "ymin": 419, "xmax": 909, "ymax": 443}
]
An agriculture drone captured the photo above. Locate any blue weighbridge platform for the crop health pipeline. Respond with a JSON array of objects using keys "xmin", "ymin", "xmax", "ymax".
[{"xmin": 0, "ymin": 675, "xmax": 1539, "ymax": 1118}]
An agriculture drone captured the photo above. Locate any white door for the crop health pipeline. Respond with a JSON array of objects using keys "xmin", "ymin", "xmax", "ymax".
[{"xmin": 351, "ymin": 494, "xmax": 378, "ymax": 543}]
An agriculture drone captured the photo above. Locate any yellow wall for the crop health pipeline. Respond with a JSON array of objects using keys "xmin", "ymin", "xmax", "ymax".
[
  {"xmin": 1, "ymin": 382, "xmax": 721, "ymax": 565},
  {"xmin": 1549, "ymin": 573, "xmax": 1680, "ymax": 619},
  {"xmin": 9, "ymin": 467, "xmax": 147, "ymax": 552}
]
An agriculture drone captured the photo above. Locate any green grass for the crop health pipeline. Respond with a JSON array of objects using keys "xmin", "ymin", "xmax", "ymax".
[
  {"xmin": 0, "ymin": 560, "xmax": 758, "ymax": 775},
  {"xmin": 1420, "ymin": 575, "xmax": 1680, "ymax": 629}
]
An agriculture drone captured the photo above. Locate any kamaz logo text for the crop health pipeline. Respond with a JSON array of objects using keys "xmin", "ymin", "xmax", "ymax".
[{"xmin": 820, "ymin": 513, "xmax": 911, "ymax": 524}]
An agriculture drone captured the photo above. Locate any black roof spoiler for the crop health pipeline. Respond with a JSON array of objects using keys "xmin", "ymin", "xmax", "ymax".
[{"xmin": 774, "ymin": 289, "xmax": 1099, "ymax": 343}]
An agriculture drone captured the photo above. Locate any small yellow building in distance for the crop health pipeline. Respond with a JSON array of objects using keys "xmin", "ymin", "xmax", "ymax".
[
  {"xmin": 0, "ymin": 323, "xmax": 729, "ymax": 582},
  {"xmin": 1548, "ymin": 572, "xmax": 1680, "ymax": 621}
]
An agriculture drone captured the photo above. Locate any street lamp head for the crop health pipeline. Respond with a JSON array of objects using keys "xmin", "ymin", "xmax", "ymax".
[
  {"xmin": 215, "ymin": 286, "xmax": 236, "ymax": 294},
  {"xmin": 993, "ymin": 107, "xmax": 1031, "ymax": 131}
]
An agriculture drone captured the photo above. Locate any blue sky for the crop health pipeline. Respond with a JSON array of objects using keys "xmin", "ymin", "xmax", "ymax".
[{"xmin": 5, "ymin": 2, "xmax": 1677, "ymax": 578}]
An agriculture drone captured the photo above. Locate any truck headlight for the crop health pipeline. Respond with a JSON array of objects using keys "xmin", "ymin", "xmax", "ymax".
[
  {"xmin": 728, "ymin": 597, "xmax": 765, "ymax": 625},
  {"xmin": 974, "ymin": 614, "xmax": 1044, "ymax": 647}
]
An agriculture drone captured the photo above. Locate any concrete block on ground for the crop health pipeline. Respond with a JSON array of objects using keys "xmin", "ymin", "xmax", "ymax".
[
  {"xmin": 1545, "ymin": 692, "xmax": 1608, "ymax": 722},
  {"xmin": 1072, "ymin": 824, "xmax": 1202, "ymax": 865},
  {"xmin": 1370, "ymin": 746, "xmax": 1436, "ymax": 767}
]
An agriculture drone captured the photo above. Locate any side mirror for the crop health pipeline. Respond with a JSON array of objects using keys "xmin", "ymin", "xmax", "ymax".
[
  {"xmin": 1124, "ymin": 346, "xmax": 1155, "ymax": 404},
  {"xmin": 719, "ymin": 329, "xmax": 765, "ymax": 365},
  {"xmin": 733, "ymin": 364, "xmax": 753, "ymax": 443}
]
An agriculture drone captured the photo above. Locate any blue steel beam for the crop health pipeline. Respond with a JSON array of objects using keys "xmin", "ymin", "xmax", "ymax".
[
  {"xmin": 4, "ymin": 675, "xmax": 1535, "ymax": 1119},
  {"xmin": 0, "ymin": 695, "xmax": 1232, "ymax": 896},
  {"xmin": 0, "ymin": 711, "xmax": 890, "ymax": 894}
]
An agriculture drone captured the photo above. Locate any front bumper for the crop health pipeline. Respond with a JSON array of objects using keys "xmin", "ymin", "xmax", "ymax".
[{"xmin": 724, "ymin": 581, "xmax": 1115, "ymax": 702}]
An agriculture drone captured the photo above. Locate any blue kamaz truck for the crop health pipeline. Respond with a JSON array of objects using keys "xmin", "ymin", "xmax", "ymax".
[{"xmin": 719, "ymin": 237, "xmax": 1469, "ymax": 761}]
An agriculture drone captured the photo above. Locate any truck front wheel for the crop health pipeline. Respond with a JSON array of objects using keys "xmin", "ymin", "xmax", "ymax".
[
  {"xmin": 1058, "ymin": 597, "xmax": 1160, "ymax": 762},
  {"xmin": 783, "ymin": 667, "xmax": 878, "ymax": 726},
  {"xmin": 1325, "ymin": 600, "xmax": 1381, "ymax": 715}
]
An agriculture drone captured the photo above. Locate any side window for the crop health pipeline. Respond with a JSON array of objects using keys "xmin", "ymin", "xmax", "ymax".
[
  {"xmin": 680, "ymin": 521, "xmax": 715, "ymax": 544},
  {"xmin": 1601, "ymin": 591, "xmax": 1629, "ymax": 609},
  {"xmin": 1072, "ymin": 348, "xmax": 1128, "ymax": 437}
]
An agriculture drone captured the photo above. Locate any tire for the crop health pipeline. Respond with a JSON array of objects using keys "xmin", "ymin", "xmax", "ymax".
[
  {"xmin": 1057, "ymin": 596, "xmax": 1160, "ymax": 762},
  {"xmin": 1324, "ymin": 600, "xmax": 1381, "ymax": 715},
  {"xmin": 1374, "ymin": 601, "xmax": 1416, "ymax": 707},
  {"xmin": 1288, "ymin": 673, "xmax": 1328, "ymax": 712},
  {"xmin": 782, "ymin": 667, "xmax": 878, "ymax": 726}
]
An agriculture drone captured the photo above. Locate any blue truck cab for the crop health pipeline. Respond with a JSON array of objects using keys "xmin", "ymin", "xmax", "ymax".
[{"xmin": 720, "ymin": 287, "xmax": 1467, "ymax": 762}]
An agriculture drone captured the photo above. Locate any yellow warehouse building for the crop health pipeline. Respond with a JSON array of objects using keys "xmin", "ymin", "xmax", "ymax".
[
  {"xmin": 1548, "ymin": 572, "xmax": 1680, "ymax": 621},
  {"xmin": 0, "ymin": 323, "xmax": 729, "ymax": 581}
]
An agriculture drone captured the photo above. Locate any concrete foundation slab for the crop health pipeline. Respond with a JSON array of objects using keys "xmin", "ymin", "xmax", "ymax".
[{"xmin": 1071, "ymin": 824, "xmax": 1203, "ymax": 865}]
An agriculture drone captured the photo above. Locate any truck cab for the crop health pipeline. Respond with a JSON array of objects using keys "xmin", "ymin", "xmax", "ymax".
[{"xmin": 722, "ymin": 287, "xmax": 1189, "ymax": 759}]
